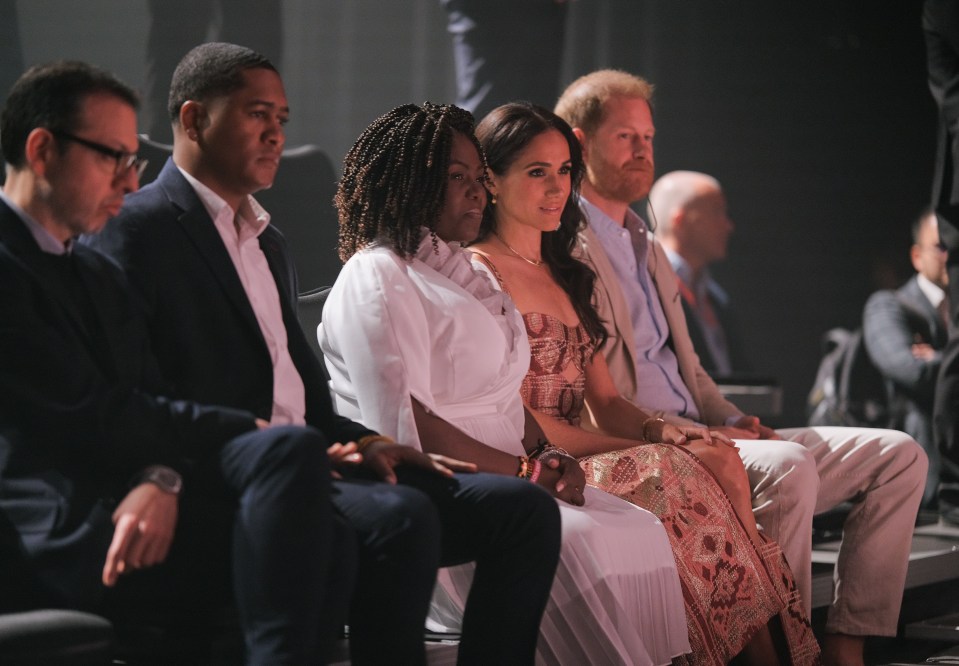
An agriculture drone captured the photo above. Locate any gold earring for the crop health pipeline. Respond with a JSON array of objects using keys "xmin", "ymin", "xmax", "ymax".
[{"xmin": 491, "ymin": 194, "xmax": 497, "ymax": 205}]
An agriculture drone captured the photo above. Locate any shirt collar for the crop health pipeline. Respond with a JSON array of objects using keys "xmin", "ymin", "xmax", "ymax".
[
  {"xmin": 0, "ymin": 188, "xmax": 72, "ymax": 255},
  {"xmin": 177, "ymin": 164, "xmax": 271, "ymax": 237},
  {"xmin": 580, "ymin": 196, "xmax": 647, "ymax": 235},
  {"xmin": 917, "ymin": 273, "xmax": 946, "ymax": 309}
]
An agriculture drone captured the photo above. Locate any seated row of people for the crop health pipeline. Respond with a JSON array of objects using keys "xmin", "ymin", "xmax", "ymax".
[
  {"xmin": 1, "ymin": 45, "xmax": 560, "ymax": 665},
  {"xmin": 0, "ymin": 41, "xmax": 927, "ymax": 666}
]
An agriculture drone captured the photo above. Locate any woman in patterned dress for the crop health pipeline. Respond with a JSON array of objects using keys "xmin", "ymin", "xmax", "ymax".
[{"xmin": 468, "ymin": 102, "xmax": 821, "ymax": 666}]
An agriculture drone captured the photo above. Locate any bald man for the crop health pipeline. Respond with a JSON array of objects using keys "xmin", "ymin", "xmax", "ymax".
[{"xmin": 650, "ymin": 170, "xmax": 749, "ymax": 378}]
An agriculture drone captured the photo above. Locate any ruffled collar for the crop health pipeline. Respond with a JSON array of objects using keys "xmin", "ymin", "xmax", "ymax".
[{"xmin": 414, "ymin": 229, "xmax": 526, "ymax": 359}]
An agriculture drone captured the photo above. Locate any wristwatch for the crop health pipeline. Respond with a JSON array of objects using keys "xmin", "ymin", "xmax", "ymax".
[{"xmin": 142, "ymin": 465, "xmax": 183, "ymax": 496}]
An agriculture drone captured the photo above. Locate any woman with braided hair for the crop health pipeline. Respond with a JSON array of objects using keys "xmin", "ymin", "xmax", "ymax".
[{"xmin": 320, "ymin": 102, "xmax": 691, "ymax": 665}]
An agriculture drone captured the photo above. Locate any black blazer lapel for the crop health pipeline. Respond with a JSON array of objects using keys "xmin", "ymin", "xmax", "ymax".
[{"xmin": 156, "ymin": 162, "xmax": 263, "ymax": 339}]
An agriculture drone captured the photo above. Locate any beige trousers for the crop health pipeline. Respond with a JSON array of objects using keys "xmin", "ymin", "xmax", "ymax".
[{"xmin": 737, "ymin": 426, "xmax": 927, "ymax": 636}]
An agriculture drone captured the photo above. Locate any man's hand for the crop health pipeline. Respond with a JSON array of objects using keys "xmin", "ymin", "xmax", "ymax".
[
  {"xmin": 713, "ymin": 415, "xmax": 780, "ymax": 441},
  {"xmin": 537, "ymin": 453, "xmax": 586, "ymax": 506},
  {"xmin": 912, "ymin": 343, "xmax": 938, "ymax": 361},
  {"xmin": 102, "ymin": 483, "xmax": 178, "ymax": 587},
  {"xmin": 360, "ymin": 440, "xmax": 477, "ymax": 484}
]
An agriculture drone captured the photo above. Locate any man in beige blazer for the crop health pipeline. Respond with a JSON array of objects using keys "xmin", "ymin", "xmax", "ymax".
[{"xmin": 556, "ymin": 69, "xmax": 927, "ymax": 666}]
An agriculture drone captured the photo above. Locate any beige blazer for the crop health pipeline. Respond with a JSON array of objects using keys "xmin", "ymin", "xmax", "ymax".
[{"xmin": 576, "ymin": 224, "xmax": 743, "ymax": 426}]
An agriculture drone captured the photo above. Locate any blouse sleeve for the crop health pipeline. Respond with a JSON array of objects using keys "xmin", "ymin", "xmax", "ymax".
[{"xmin": 318, "ymin": 251, "xmax": 438, "ymax": 451}]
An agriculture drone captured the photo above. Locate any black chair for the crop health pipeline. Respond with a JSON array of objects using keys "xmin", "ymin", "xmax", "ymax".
[
  {"xmin": 298, "ymin": 286, "xmax": 332, "ymax": 363},
  {"xmin": 0, "ymin": 508, "xmax": 114, "ymax": 665}
]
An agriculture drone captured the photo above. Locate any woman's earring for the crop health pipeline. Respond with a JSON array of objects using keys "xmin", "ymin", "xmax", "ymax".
[{"xmin": 490, "ymin": 194, "xmax": 497, "ymax": 205}]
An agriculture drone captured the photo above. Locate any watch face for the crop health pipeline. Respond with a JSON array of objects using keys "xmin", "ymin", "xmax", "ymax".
[{"xmin": 148, "ymin": 467, "xmax": 182, "ymax": 494}]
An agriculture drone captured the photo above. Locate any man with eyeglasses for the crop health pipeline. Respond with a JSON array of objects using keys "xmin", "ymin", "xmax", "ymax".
[
  {"xmin": 0, "ymin": 61, "xmax": 362, "ymax": 663},
  {"xmin": 863, "ymin": 209, "xmax": 950, "ymax": 511}
]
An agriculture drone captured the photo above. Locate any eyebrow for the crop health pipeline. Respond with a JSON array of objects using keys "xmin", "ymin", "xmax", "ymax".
[
  {"xmin": 449, "ymin": 158, "xmax": 481, "ymax": 169},
  {"xmin": 246, "ymin": 99, "xmax": 290, "ymax": 114},
  {"xmin": 522, "ymin": 160, "xmax": 572, "ymax": 168}
]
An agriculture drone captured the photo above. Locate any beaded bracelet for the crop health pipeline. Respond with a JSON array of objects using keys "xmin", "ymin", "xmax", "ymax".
[
  {"xmin": 530, "ymin": 441, "xmax": 571, "ymax": 459},
  {"xmin": 516, "ymin": 455, "xmax": 529, "ymax": 478},
  {"xmin": 357, "ymin": 434, "xmax": 396, "ymax": 452},
  {"xmin": 528, "ymin": 459, "xmax": 543, "ymax": 483},
  {"xmin": 641, "ymin": 416, "xmax": 665, "ymax": 442}
]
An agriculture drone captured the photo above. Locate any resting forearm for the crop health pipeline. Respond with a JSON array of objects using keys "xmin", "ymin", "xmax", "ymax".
[{"xmin": 411, "ymin": 398, "xmax": 520, "ymax": 475}]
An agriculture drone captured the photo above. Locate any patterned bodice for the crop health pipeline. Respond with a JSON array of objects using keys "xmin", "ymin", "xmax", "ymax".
[{"xmin": 520, "ymin": 312, "xmax": 596, "ymax": 426}]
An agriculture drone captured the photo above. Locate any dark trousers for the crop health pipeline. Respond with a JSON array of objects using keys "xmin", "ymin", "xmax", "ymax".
[
  {"xmin": 108, "ymin": 426, "xmax": 348, "ymax": 665},
  {"xmin": 340, "ymin": 467, "xmax": 561, "ymax": 666}
]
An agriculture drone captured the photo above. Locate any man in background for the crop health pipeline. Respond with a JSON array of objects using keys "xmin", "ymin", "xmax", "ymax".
[
  {"xmin": 649, "ymin": 170, "xmax": 750, "ymax": 379},
  {"xmin": 864, "ymin": 209, "xmax": 949, "ymax": 510}
]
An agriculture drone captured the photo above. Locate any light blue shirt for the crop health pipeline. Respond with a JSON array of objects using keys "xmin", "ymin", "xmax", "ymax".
[{"xmin": 580, "ymin": 198, "xmax": 699, "ymax": 420}]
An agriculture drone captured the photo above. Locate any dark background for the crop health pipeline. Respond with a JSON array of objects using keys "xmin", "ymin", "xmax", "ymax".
[{"xmin": 2, "ymin": 0, "xmax": 938, "ymax": 425}]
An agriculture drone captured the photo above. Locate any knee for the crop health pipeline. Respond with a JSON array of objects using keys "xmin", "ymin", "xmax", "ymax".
[
  {"xmin": 255, "ymin": 425, "xmax": 330, "ymax": 477},
  {"xmin": 880, "ymin": 430, "xmax": 929, "ymax": 487},
  {"xmin": 495, "ymin": 477, "xmax": 561, "ymax": 550},
  {"xmin": 356, "ymin": 484, "xmax": 442, "ymax": 564},
  {"xmin": 751, "ymin": 441, "xmax": 819, "ymax": 510}
]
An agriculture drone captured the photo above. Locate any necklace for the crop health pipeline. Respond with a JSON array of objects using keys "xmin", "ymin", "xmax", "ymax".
[{"xmin": 493, "ymin": 231, "xmax": 544, "ymax": 267}]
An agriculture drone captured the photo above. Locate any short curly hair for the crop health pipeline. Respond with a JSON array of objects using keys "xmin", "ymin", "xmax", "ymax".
[{"xmin": 168, "ymin": 42, "xmax": 276, "ymax": 125}]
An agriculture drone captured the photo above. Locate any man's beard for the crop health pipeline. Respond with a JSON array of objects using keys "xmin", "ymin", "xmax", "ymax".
[{"xmin": 587, "ymin": 158, "xmax": 654, "ymax": 204}]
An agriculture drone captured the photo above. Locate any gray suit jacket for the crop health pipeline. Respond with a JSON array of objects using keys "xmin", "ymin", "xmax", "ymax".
[{"xmin": 863, "ymin": 275, "xmax": 947, "ymax": 415}]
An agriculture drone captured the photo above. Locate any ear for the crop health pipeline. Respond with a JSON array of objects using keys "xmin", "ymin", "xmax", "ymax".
[
  {"xmin": 669, "ymin": 209, "xmax": 688, "ymax": 238},
  {"xmin": 23, "ymin": 128, "xmax": 57, "ymax": 177},
  {"xmin": 178, "ymin": 100, "xmax": 207, "ymax": 140},
  {"xmin": 910, "ymin": 244, "xmax": 923, "ymax": 272},
  {"xmin": 485, "ymin": 172, "xmax": 501, "ymax": 198},
  {"xmin": 571, "ymin": 127, "xmax": 589, "ymax": 160}
]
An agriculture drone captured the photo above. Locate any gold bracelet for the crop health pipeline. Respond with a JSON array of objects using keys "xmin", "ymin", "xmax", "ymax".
[
  {"xmin": 641, "ymin": 417, "xmax": 665, "ymax": 442},
  {"xmin": 516, "ymin": 455, "xmax": 529, "ymax": 478},
  {"xmin": 356, "ymin": 434, "xmax": 395, "ymax": 452}
]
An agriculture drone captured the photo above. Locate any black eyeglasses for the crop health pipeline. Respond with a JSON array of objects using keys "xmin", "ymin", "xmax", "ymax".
[{"xmin": 51, "ymin": 130, "xmax": 148, "ymax": 178}]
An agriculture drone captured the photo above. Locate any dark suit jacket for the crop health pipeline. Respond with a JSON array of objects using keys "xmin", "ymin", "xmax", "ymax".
[
  {"xmin": 0, "ymin": 200, "xmax": 255, "ymax": 608},
  {"xmin": 863, "ymin": 276, "xmax": 946, "ymax": 405},
  {"xmin": 678, "ymin": 281, "xmax": 752, "ymax": 380},
  {"xmin": 86, "ymin": 159, "xmax": 372, "ymax": 445},
  {"xmin": 863, "ymin": 276, "xmax": 947, "ymax": 443}
]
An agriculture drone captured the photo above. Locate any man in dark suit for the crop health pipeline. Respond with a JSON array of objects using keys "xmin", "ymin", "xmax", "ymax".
[
  {"xmin": 0, "ymin": 61, "xmax": 354, "ymax": 664},
  {"xmin": 649, "ymin": 170, "xmax": 751, "ymax": 379},
  {"xmin": 864, "ymin": 209, "xmax": 949, "ymax": 509},
  {"xmin": 925, "ymin": 0, "xmax": 959, "ymax": 526},
  {"xmin": 88, "ymin": 42, "xmax": 561, "ymax": 666}
]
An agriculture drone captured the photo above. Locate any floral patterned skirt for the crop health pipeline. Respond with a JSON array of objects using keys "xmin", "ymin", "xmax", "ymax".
[{"xmin": 581, "ymin": 443, "xmax": 821, "ymax": 665}]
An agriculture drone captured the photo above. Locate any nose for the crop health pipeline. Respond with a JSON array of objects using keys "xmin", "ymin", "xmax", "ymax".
[
  {"xmin": 265, "ymin": 116, "xmax": 285, "ymax": 147},
  {"xmin": 632, "ymin": 135, "xmax": 651, "ymax": 157},
  {"xmin": 466, "ymin": 178, "xmax": 484, "ymax": 200},
  {"xmin": 545, "ymin": 173, "xmax": 564, "ymax": 194},
  {"xmin": 117, "ymin": 164, "xmax": 139, "ymax": 194}
]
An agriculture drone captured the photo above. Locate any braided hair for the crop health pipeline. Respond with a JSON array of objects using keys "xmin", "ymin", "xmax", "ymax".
[
  {"xmin": 475, "ymin": 102, "xmax": 608, "ymax": 348},
  {"xmin": 335, "ymin": 102, "xmax": 483, "ymax": 262}
]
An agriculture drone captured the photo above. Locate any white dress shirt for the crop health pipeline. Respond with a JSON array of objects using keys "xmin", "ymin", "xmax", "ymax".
[{"xmin": 178, "ymin": 167, "xmax": 306, "ymax": 425}]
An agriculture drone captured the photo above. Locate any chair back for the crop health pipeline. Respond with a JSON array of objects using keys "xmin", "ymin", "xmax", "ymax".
[{"xmin": 297, "ymin": 286, "xmax": 332, "ymax": 364}]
